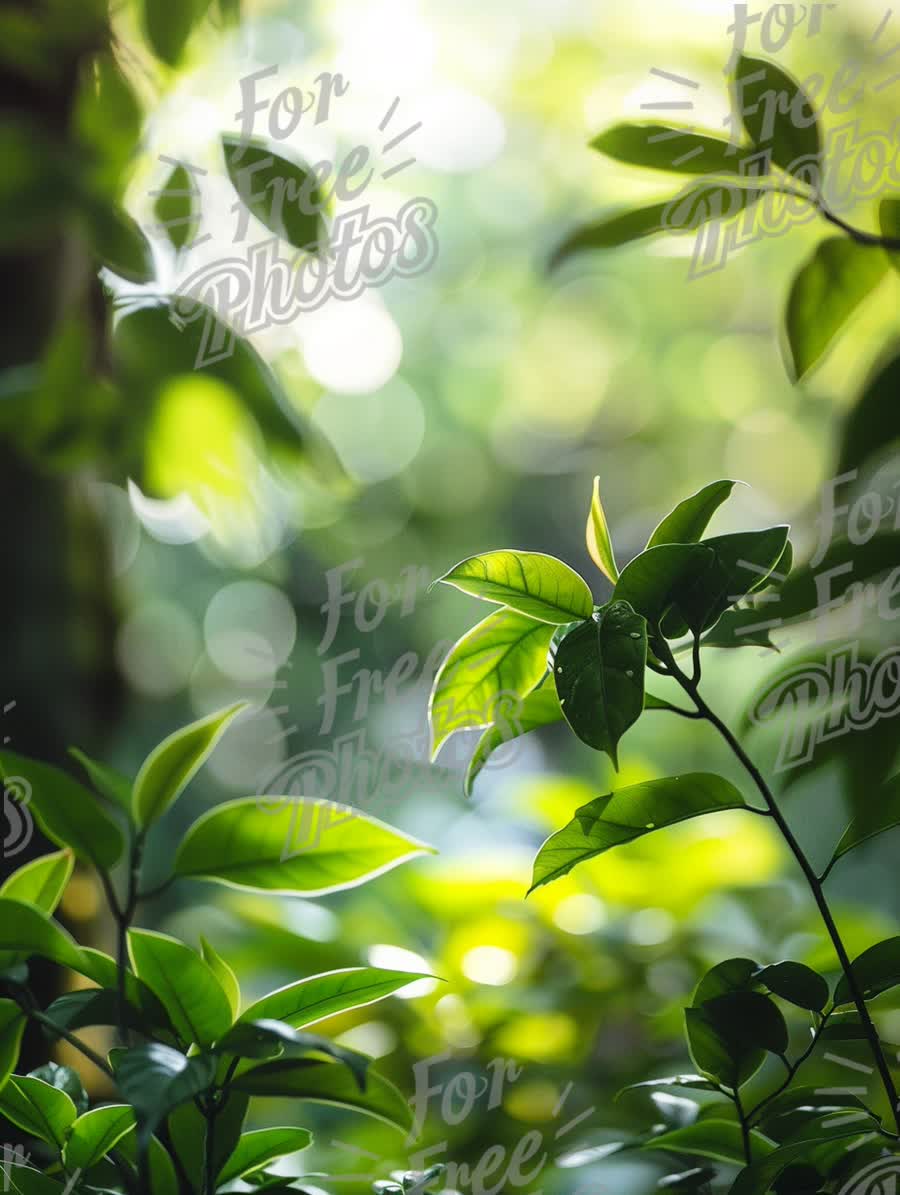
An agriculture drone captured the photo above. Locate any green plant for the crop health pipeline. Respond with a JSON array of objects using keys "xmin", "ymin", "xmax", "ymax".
[
  {"xmin": 0, "ymin": 707, "xmax": 436, "ymax": 1195},
  {"xmin": 553, "ymin": 52, "xmax": 900, "ymax": 386},
  {"xmin": 427, "ymin": 479, "xmax": 900, "ymax": 1192}
]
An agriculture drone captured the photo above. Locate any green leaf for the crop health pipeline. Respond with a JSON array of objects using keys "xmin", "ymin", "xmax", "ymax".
[
  {"xmin": 436, "ymin": 550, "xmax": 593, "ymax": 624},
  {"xmin": 0, "ymin": 899, "xmax": 84, "ymax": 970},
  {"xmin": 200, "ymin": 937, "xmax": 240, "ymax": 1021},
  {"xmin": 0, "ymin": 848, "xmax": 73, "ymax": 911},
  {"xmin": 168, "ymin": 1091, "xmax": 247, "ymax": 1193},
  {"xmin": 838, "ymin": 346, "xmax": 900, "ymax": 476},
  {"xmin": 617, "ymin": 1075, "xmax": 720, "ymax": 1100},
  {"xmin": 830, "ymin": 773, "xmax": 900, "ymax": 868},
  {"xmin": 64, "ymin": 1104, "xmax": 136, "ymax": 1170},
  {"xmin": 128, "ymin": 929, "xmax": 234, "ymax": 1046},
  {"xmin": 217, "ymin": 1127, "xmax": 312, "ymax": 1184},
  {"xmin": 43, "ymin": 989, "xmax": 160, "ymax": 1040},
  {"xmin": 74, "ymin": 948, "xmax": 170, "ymax": 1024},
  {"xmin": 591, "ymin": 124, "xmax": 745, "ymax": 175},
  {"xmin": 238, "ymin": 967, "xmax": 427, "ymax": 1029},
  {"xmin": 465, "ymin": 684, "xmax": 562, "ymax": 796},
  {"xmin": 835, "ymin": 937, "xmax": 900, "ymax": 1005},
  {"xmin": 0, "ymin": 751, "xmax": 124, "ymax": 869},
  {"xmin": 68, "ymin": 747, "xmax": 132, "ymax": 810},
  {"xmin": 234, "ymin": 1059, "xmax": 411, "ymax": 1133},
  {"xmin": 754, "ymin": 961, "xmax": 829, "ymax": 1012},
  {"xmin": 174, "ymin": 797, "xmax": 435, "ymax": 895},
  {"xmin": 0, "ymin": 1075, "xmax": 77, "ymax": 1146},
  {"xmin": 154, "ymin": 162, "xmax": 200, "ymax": 250},
  {"xmin": 222, "ymin": 135, "xmax": 324, "ymax": 253},
  {"xmin": 693, "ymin": 958, "xmax": 758, "ymax": 1005},
  {"xmin": 132, "ymin": 702, "xmax": 246, "ymax": 829},
  {"xmin": 551, "ymin": 183, "xmax": 763, "ymax": 269},
  {"xmin": 86, "ymin": 203, "xmax": 155, "ymax": 283},
  {"xmin": 734, "ymin": 54, "xmax": 821, "ymax": 177},
  {"xmin": 28, "ymin": 1063, "xmax": 87, "ymax": 1114},
  {"xmin": 775, "ymin": 532, "xmax": 900, "ymax": 622},
  {"xmin": 785, "ymin": 238, "xmax": 887, "ymax": 381},
  {"xmin": 429, "ymin": 607, "xmax": 553, "ymax": 758},
  {"xmin": 142, "ymin": 0, "xmax": 198, "ymax": 65},
  {"xmin": 612, "ymin": 543, "xmax": 714, "ymax": 629},
  {"xmin": 217, "ymin": 1020, "xmax": 367, "ymax": 1088},
  {"xmin": 0, "ymin": 849, "xmax": 74, "ymax": 971},
  {"xmin": 729, "ymin": 1120, "xmax": 879, "ymax": 1195},
  {"xmin": 698, "ymin": 607, "xmax": 780, "ymax": 651},
  {"xmin": 647, "ymin": 481, "xmax": 737, "ymax": 549},
  {"xmin": 116, "ymin": 1043, "xmax": 216, "ymax": 1144},
  {"xmin": 0, "ymin": 999, "xmax": 26, "ymax": 1090},
  {"xmin": 663, "ymin": 526, "xmax": 790, "ymax": 636},
  {"xmin": 529, "ymin": 773, "xmax": 746, "ymax": 892},
  {"xmin": 116, "ymin": 1132, "xmax": 179, "ymax": 1195},
  {"xmin": 4, "ymin": 1169, "xmax": 64, "ymax": 1195},
  {"xmin": 686, "ymin": 992, "xmax": 788, "ymax": 1088},
  {"xmin": 586, "ymin": 477, "xmax": 619, "ymax": 582},
  {"xmin": 643, "ymin": 1120, "xmax": 776, "ymax": 1164},
  {"xmin": 551, "ymin": 602, "xmax": 646, "ymax": 767}
]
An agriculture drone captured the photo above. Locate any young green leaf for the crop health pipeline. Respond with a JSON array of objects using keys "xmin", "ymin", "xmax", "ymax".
[
  {"xmin": 612, "ymin": 543, "xmax": 714, "ymax": 629},
  {"xmin": 216, "ymin": 1127, "xmax": 312, "ymax": 1184},
  {"xmin": 0, "ymin": 899, "xmax": 84, "ymax": 970},
  {"xmin": 429, "ymin": 607, "xmax": 553, "ymax": 758},
  {"xmin": 128, "ymin": 929, "xmax": 234, "ymax": 1046},
  {"xmin": 234, "ymin": 1059, "xmax": 412, "ymax": 1133},
  {"xmin": 530, "ymin": 773, "xmax": 746, "ymax": 892},
  {"xmin": 465, "ymin": 684, "xmax": 563, "ymax": 796},
  {"xmin": 64, "ymin": 1105, "xmax": 136, "ymax": 1171},
  {"xmin": 754, "ymin": 961, "xmax": 829, "ymax": 1012},
  {"xmin": 0, "ymin": 1075, "xmax": 77, "ymax": 1146},
  {"xmin": 785, "ymin": 238, "xmax": 887, "ymax": 381},
  {"xmin": 435, "ymin": 550, "xmax": 593, "ymax": 623},
  {"xmin": 222, "ymin": 135, "xmax": 324, "ymax": 253},
  {"xmin": 0, "ymin": 751, "xmax": 124, "ymax": 869},
  {"xmin": 0, "ymin": 1000, "xmax": 26, "ymax": 1090},
  {"xmin": 132, "ymin": 701, "xmax": 246, "ymax": 829},
  {"xmin": 643, "ymin": 1120, "xmax": 776, "ymax": 1164},
  {"xmin": 116, "ymin": 1043, "xmax": 216, "ymax": 1143},
  {"xmin": 174, "ymin": 798, "xmax": 435, "ymax": 895},
  {"xmin": 200, "ymin": 937, "xmax": 241, "ymax": 1020},
  {"xmin": 834, "ymin": 937, "xmax": 900, "ymax": 1005},
  {"xmin": 0, "ymin": 849, "xmax": 75, "ymax": 968},
  {"xmin": 647, "ymin": 481, "xmax": 737, "ymax": 549},
  {"xmin": 154, "ymin": 162, "xmax": 200, "ymax": 250},
  {"xmin": 551, "ymin": 182, "xmax": 763, "ymax": 270},
  {"xmin": 591, "ymin": 124, "xmax": 745, "ymax": 175},
  {"xmin": 238, "ymin": 967, "xmax": 428, "ymax": 1029},
  {"xmin": 586, "ymin": 477, "xmax": 619, "ymax": 582},
  {"xmin": 68, "ymin": 747, "xmax": 132, "ymax": 810},
  {"xmin": 551, "ymin": 603, "xmax": 646, "ymax": 767},
  {"xmin": 733, "ymin": 54, "xmax": 821, "ymax": 178}
]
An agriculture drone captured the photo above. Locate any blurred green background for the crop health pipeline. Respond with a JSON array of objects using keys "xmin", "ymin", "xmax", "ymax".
[{"xmin": 2, "ymin": 0, "xmax": 900, "ymax": 1192}]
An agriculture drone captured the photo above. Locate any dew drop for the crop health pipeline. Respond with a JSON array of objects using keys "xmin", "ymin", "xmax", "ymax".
[{"xmin": 630, "ymin": 632, "xmax": 641, "ymax": 639}]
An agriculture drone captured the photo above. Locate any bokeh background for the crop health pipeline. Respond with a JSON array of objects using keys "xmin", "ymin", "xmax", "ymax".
[{"xmin": 3, "ymin": 0, "xmax": 900, "ymax": 1192}]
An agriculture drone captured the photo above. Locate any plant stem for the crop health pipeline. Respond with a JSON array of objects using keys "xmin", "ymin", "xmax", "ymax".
[
  {"xmin": 747, "ymin": 1015, "xmax": 828, "ymax": 1126},
  {"xmin": 114, "ymin": 838, "xmax": 145, "ymax": 1046},
  {"xmin": 202, "ymin": 1101, "xmax": 218, "ymax": 1195},
  {"xmin": 656, "ymin": 639, "xmax": 900, "ymax": 1133},
  {"xmin": 734, "ymin": 1087, "xmax": 752, "ymax": 1164},
  {"xmin": 26, "ymin": 1007, "xmax": 114, "ymax": 1079}
]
